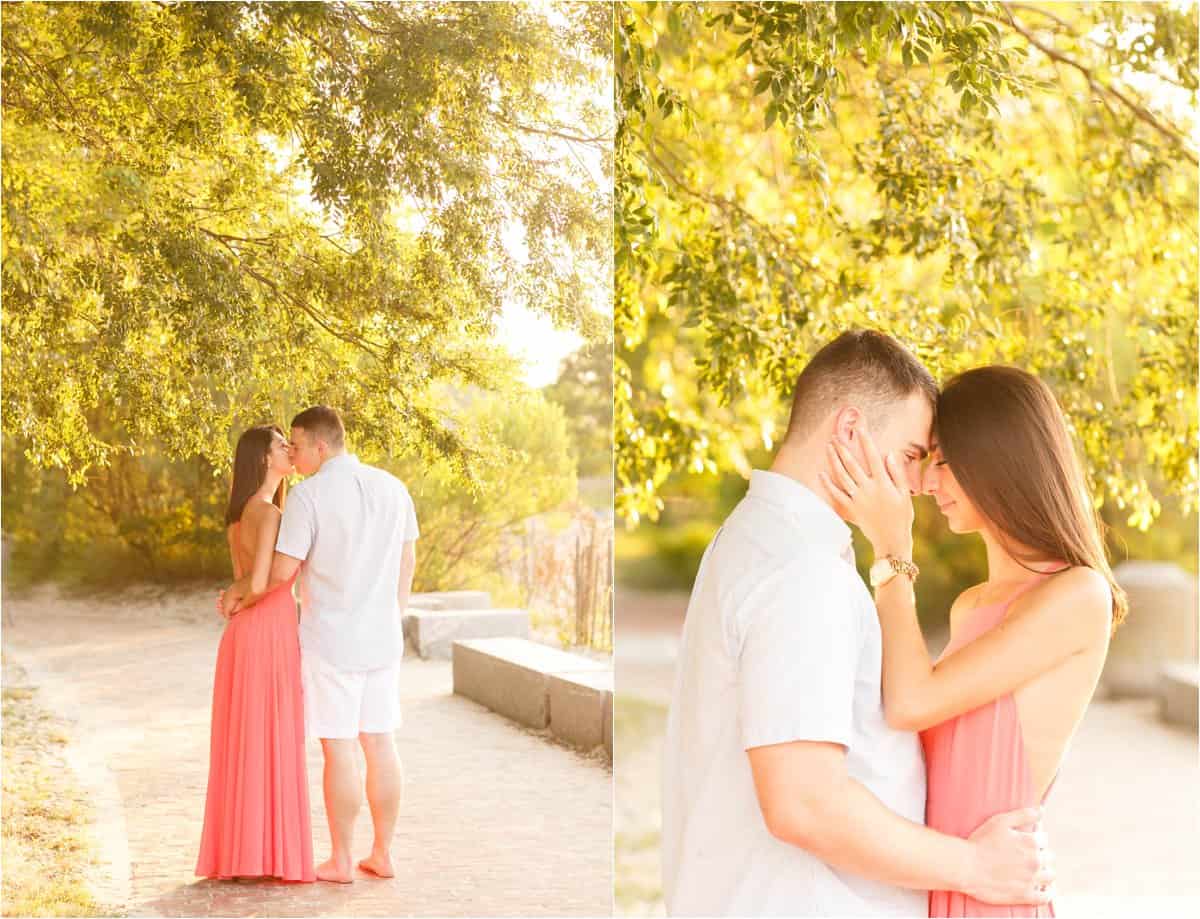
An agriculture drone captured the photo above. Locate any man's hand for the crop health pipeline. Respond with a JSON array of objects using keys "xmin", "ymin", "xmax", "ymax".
[{"xmin": 962, "ymin": 807, "xmax": 1055, "ymax": 906}]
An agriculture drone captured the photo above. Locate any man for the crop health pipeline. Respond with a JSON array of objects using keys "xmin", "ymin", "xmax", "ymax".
[
  {"xmin": 661, "ymin": 330, "xmax": 1053, "ymax": 916},
  {"xmin": 226, "ymin": 405, "xmax": 419, "ymax": 883}
]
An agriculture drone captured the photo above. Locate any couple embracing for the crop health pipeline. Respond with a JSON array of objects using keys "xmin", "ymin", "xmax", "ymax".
[
  {"xmin": 663, "ymin": 330, "xmax": 1124, "ymax": 917},
  {"xmin": 195, "ymin": 405, "xmax": 420, "ymax": 884}
]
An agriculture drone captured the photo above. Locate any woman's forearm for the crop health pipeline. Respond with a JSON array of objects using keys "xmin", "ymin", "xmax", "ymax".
[
  {"xmin": 226, "ymin": 572, "xmax": 274, "ymax": 613},
  {"xmin": 875, "ymin": 572, "xmax": 938, "ymax": 731}
]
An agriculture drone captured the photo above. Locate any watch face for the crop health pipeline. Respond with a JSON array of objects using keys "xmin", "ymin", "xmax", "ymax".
[{"xmin": 869, "ymin": 560, "xmax": 889, "ymax": 586}]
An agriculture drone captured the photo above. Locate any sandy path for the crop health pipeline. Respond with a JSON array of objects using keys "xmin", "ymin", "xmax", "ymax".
[{"xmin": 3, "ymin": 584, "xmax": 613, "ymax": 917}]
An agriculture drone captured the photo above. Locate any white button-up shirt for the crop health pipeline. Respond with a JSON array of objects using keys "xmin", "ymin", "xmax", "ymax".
[
  {"xmin": 276, "ymin": 454, "xmax": 419, "ymax": 672},
  {"xmin": 662, "ymin": 470, "xmax": 926, "ymax": 917}
]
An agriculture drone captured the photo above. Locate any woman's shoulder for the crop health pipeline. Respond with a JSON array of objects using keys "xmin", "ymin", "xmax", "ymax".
[
  {"xmin": 953, "ymin": 582, "xmax": 989, "ymax": 607},
  {"xmin": 239, "ymin": 500, "xmax": 282, "ymax": 529},
  {"xmin": 1040, "ymin": 565, "xmax": 1111, "ymax": 605},
  {"xmin": 948, "ymin": 582, "xmax": 988, "ymax": 629},
  {"xmin": 1020, "ymin": 565, "xmax": 1113, "ymax": 634},
  {"xmin": 241, "ymin": 499, "xmax": 276, "ymax": 517}
]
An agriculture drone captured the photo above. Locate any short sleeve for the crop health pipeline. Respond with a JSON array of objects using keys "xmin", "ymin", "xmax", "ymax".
[
  {"xmin": 738, "ymin": 564, "xmax": 860, "ymax": 751},
  {"xmin": 275, "ymin": 487, "xmax": 315, "ymax": 560},
  {"xmin": 405, "ymin": 490, "xmax": 419, "ymax": 541}
]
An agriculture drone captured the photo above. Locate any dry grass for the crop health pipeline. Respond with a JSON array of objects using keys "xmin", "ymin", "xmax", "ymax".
[{"xmin": 1, "ymin": 660, "xmax": 117, "ymax": 917}]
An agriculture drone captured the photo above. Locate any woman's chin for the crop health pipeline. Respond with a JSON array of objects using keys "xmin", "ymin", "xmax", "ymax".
[
  {"xmin": 943, "ymin": 515, "xmax": 981, "ymax": 536},
  {"xmin": 941, "ymin": 512, "xmax": 964, "ymax": 534}
]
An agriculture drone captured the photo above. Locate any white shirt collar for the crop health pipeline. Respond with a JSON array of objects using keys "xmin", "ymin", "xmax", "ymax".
[
  {"xmin": 315, "ymin": 453, "xmax": 358, "ymax": 476},
  {"xmin": 746, "ymin": 469, "xmax": 853, "ymax": 558}
]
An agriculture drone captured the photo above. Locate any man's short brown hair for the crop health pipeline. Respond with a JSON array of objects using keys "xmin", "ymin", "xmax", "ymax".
[
  {"xmin": 290, "ymin": 405, "xmax": 346, "ymax": 448},
  {"xmin": 784, "ymin": 329, "xmax": 937, "ymax": 442}
]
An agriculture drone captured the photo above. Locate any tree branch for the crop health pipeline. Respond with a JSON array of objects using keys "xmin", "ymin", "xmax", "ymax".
[
  {"xmin": 2, "ymin": 36, "xmax": 117, "ymax": 156},
  {"xmin": 197, "ymin": 227, "xmax": 385, "ymax": 358},
  {"xmin": 497, "ymin": 115, "xmax": 612, "ymax": 147},
  {"xmin": 639, "ymin": 136, "xmax": 835, "ymax": 286},
  {"xmin": 1000, "ymin": 5, "xmax": 1198, "ymax": 165}
]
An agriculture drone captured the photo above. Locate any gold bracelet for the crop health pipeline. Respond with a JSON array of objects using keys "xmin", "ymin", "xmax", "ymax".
[
  {"xmin": 869, "ymin": 555, "xmax": 920, "ymax": 588},
  {"xmin": 889, "ymin": 557, "xmax": 919, "ymax": 581}
]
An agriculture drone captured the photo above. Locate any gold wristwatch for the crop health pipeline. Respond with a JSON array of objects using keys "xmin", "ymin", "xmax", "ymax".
[{"xmin": 869, "ymin": 556, "xmax": 919, "ymax": 588}]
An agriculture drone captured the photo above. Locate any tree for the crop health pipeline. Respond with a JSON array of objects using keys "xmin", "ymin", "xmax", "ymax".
[
  {"xmin": 389, "ymin": 387, "xmax": 577, "ymax": 594},
  {"xmin": 545, "ymin": 340, "xmax": 615, "ymax": 479},
  {"xmin": 2, "ymin": 1, "xmax": 612, "ymax": 488},
  {"xmin": 615, "ymin": 1, "xmax": 1198, "ymax": 528},
  {"xmin": 0, "ymin": 381, "xmax": 578, "ymax": 590}
]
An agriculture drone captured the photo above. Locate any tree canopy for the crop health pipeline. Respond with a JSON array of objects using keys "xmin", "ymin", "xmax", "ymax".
[
  {"xmin": 546, "ymin": 339, "xmax": 615, "ymax": 479},
  {"xmin": 616, "ymin": 1, "xmax": 1198, "ymax": 528},
  {"xmin": 3, "ymin": 0, "xmax": 612, "ymax": 487}
]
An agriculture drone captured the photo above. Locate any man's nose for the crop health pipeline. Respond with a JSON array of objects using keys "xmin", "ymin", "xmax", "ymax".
[
  {"xmin": 907, "ymin": 468, "xmax": 921, "ymax": 496},
  {"xmin": 921, "ymin": 465, "xmax": 937, "ymax": 495}
]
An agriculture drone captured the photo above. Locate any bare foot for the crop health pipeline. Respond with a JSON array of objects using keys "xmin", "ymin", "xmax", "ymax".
[
  {"xmin": 316, "ymin": 857, "xmax": 354, "ymax": 884},
  {"xmin": 358, "ymin": 852, "xmax": 395, "ymax": 878}
]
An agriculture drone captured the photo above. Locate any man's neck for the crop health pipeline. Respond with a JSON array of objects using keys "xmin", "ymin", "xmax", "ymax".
[
  {"xmin": 315, "ymin": 449, "xmax": 349, "ymax": 472},
  {"xmin": 768, "ymin": 440, "xmax": 847, "ymax": 521}
]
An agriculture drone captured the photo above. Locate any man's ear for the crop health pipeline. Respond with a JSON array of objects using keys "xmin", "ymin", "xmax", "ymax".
[{"xmin": 832, "ymin": 406, "xmax": 862, "ymax": 442}]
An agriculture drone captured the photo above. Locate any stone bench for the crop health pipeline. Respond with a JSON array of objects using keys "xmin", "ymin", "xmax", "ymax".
[
  {"xmin": 409, "ymin": 590, "xmax": 492, "ymax": 611},
  {"xmin": 1105, "ymin": 562, "xmax": 1197, "ymax": 697},
  {"xmin": 452, "ymin": 638, "xmax": 613, "ymax": 758},
  {"xmin": 403, "ymin": 608, "xmax": 529, "ymax": 659},
  {"xmin": 548, "ymin": 670, "xmax": 613, "ymax": 760},
  {"xmin": 1159, "ymin": 662, "xmax": 1198, "ymax": 731}
]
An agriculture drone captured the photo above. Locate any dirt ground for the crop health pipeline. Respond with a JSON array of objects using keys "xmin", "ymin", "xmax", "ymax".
[{"xmin": 2, "ymin": 583, "xmax": 613, "ymax": 918}]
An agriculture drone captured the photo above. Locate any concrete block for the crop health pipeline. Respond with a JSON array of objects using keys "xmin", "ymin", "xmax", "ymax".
[
  {"xmin": 409, "ymin": 590, "xmax": 491, "ymax": 611},
  {"xmin": 1159, "ymin": 662, "xmax": 1199, "ymax": 731},
  {"xmin": 548, "ymin": 671, "xmax": 613, "ymax": 753},
  {"xmin": 602, "ymin": 693, "xmax": 613, "ymax": 761},
  {"xmin": 1106, "ymin": 562, "xmax": 1198, "ymax": 697},
  {"xmin": 452, "ymin": 638, "xmax": 608, "ymax": 731},
  {"xmin": 405, "ymin": 608, "xmax": 529, "ymax": 660}
]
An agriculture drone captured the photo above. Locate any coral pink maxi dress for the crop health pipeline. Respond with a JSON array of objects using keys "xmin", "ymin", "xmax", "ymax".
[
  {"xmin": 196, "ymin": 525, "xmax": 314, "ymax": 882},
  {"xmin": 921, "ymin": 577, "xmax": 1057, "ymax": 918}
]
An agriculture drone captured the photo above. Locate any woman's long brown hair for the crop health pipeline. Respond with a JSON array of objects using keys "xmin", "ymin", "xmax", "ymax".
[
  {"xmin": 936, "ymin": 366, "xmax": 1127, "ymax": 629},
  {"xmin": 224, "ymin": 425, "xmax": 287, "ymax": 526}
]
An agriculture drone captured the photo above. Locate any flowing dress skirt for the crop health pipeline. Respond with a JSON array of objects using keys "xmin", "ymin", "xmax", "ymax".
[{"xmin": 196, "ymin": 578, "xmax": 315, "ymax": 881}]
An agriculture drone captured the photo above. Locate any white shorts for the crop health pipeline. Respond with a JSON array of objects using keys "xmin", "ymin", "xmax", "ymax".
[{"xmin": 301, "ymin": 651, "xmax": 402, "ymax": 740}]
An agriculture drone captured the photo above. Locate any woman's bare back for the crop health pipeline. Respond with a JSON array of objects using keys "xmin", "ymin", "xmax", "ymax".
[
  {"xmin": 230, "ymin": 500, "xmax": 280, "ymax": 579},
  {"xmin": 1014, "ymin": 637, "xmax": 1108, "ymax": 800},
  {"xmin": 949, "ymin": 575, "xmax": 1110, "ymax": 800}
]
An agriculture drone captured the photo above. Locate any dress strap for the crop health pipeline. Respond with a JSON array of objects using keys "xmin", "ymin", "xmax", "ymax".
[{"xmin": 1003, "ymin": 563, "xmax": 1071, "ymax": 604}]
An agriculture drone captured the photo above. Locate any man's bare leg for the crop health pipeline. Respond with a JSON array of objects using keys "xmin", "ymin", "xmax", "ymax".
[
  {"xmin": 356, "ymin": 731, "xmax": 402, "ymax": 878},
  {"xmin": 316, "ymin": 737, "xmax": 361, "ymax": 883}
]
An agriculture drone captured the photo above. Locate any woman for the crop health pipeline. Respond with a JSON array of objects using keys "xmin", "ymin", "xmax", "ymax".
[
  {"xmin": 821, "ymin": 366, "xmax": 1125, "ymax": 917},
  {"xmin": 196, "ymin": 425, "xmax": 315, "ymax": 882}
]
